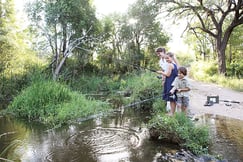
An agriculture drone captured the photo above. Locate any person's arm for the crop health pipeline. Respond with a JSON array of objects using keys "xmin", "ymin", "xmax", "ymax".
[
  {"xmin": 157, "ymin": 63, "xmax": 172, "ymax": 77},
  {"xmin": 170, "ymin": 87, "xmax": 177, "ymax": 94},
  {"xmin": 177, "ymin": 87, "xmax": 190, "ymax": 92},
  {"xmin": 177, "ymin": 79, "xmax": 190, "ymax": 92},
  {"xmin": 170, "ymin": 77, "xmax": 178, "ymax": 94}
]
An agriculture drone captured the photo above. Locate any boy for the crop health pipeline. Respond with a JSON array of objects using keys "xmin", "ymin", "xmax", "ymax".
[{"xmin": 170, "ymin": 66, "xmax": 190, "ymax": 114}]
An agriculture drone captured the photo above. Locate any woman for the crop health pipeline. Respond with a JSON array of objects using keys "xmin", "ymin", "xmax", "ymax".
[{"xmin": 156, "ymin": 52, "xmax": 178, "ymax": 115}]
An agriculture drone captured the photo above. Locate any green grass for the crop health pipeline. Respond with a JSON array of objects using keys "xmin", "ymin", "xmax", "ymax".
[
  {"xmin": 148, "ymin": 112, "xmax": 209, "ymax": 155},
  {"xmin": 190, "ymin": 61, "xmax": 243, "ymax": 91},
  {"xmin": 6, "ymin": 80, "xmax": 111, "ymax": 127},
  {"xmin": 120, "ymin": 71, "xmax": 162, "ymax": 103}
]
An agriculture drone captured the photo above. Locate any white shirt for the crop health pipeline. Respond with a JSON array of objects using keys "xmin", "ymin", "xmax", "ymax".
[{"xmin": 159, "ymin": 58, "xmax": 168, "ymax": 72}]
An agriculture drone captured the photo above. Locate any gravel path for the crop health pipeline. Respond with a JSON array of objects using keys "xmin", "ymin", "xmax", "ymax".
[{"xmin": 188, "ymin": 79, "xmax": 243, "ymax": 120}]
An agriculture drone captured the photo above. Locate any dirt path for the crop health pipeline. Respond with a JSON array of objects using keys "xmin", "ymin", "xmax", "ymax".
[{"xmin": 188, "ymin": 79, "xmax": 243, "ymax": 120}]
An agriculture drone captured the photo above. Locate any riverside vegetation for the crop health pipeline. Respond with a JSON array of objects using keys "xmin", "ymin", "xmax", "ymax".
[
  {"xmin": 0, "ymin": 51, "xmax": 241, "ymax": 158},
  {"xmin": 1, "ymin": 52, "xmax": 242, "ymax": 157},
  {"xmin": 1, "ymin": 68, "xmax": 210, "ymax": 156}
]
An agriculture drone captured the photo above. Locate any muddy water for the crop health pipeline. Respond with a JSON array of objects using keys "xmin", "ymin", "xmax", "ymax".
[
  {"xmin": 1, "ymin": 109, "xmax": 243, "ymax": 161},
  {"xmin": 197, "ymin": 114, "xmax": 243, "ymax": 161},
  {"xmin": 0, "ymin": 108, "xmax": 179, "ymax": 162}
]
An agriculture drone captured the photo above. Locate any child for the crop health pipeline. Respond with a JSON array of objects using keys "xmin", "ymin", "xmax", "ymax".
[{"xmin": 170, "ymin": 66, "xmax": 190, "ymax": 114}]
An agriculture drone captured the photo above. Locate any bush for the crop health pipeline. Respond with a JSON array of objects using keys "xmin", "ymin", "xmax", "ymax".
[
  {"xmin": 152, "ymin": 98, "xmax": 167, "ymax": 114},
  {"xmin": 0, "ymin": 65, "xmax": 47, "ymax": 104},
  {"xmin": 121, "ymin": 71, "xmax": 162, "ymax": 102},
  {"xmin": 190, "ymin": 61, "xmax": 243, "ymax": 91},
  {"xmin": 7, "ymin": 80, "xmax": 111, "ymax": 127},
  {"xmin": 227, "ymin": 60, "xmax": 243, "ymax": 78},
  {"xmin": 69, "ymin": 74, "xmax": 121, "ymax": 93},
  {"xmin": 176, "ymin": 52, "xmax": 195, "ymax": 67},
  {"xmin": 148, "ymin": 113, "xmax": 209, "ymax": 155}
]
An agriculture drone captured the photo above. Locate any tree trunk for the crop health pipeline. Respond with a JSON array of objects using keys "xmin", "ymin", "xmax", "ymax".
[
  {"xmin": 53, "ymin": 54, "xmax": 68, "ymax": 81},
  {"xmin": 216, "ymin": 37, "xmax": 227, "ymax": 75},
  {"xmin": 217, "ymin": 48, "xmax": 226, "ymax": 75}
]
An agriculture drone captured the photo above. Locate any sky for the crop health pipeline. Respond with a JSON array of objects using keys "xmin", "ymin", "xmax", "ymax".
[
  {"xmin": 93, "ymin": 0, "xmax": 136, "ymax": 16},
  {"xmin": 15, "ymin": 0, "xmax": 136, "ymax": 16},
  {"xmin": 14, "ymin": 0, "xmax": 136, "ymax": 22}
]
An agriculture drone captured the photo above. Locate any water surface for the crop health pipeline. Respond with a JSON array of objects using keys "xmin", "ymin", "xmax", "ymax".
[{"xmin": 1, "ymin": 109, "xmax": 243, "ymax": 161}]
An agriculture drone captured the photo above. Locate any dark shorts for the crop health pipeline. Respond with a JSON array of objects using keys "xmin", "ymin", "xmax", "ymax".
[
  {"xmin": 176, "ymin": 96, "xmax": 189, "ymax": 107},
  {"xmin": 163, "ymin": 92, "xmax": 177, "ymax": 102}
]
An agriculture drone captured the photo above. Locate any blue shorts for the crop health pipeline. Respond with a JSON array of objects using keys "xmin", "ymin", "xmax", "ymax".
[{"xmin": 176, "ymin": 96, "xmax": 189, "ymax": 107}]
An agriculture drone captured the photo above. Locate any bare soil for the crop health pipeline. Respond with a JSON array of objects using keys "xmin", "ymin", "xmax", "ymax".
[{"xmin": 188, "ymin": 79, "xmax": 243, "ymax": 120}]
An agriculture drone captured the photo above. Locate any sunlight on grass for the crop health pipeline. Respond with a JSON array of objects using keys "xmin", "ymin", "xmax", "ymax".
[{"xmin": 190, "ymin": 61, "xmax": 243, "ymax": 91}]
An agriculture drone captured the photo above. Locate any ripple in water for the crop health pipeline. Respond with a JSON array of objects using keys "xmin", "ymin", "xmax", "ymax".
[
  {"xmin": 67, "ymin": 127, "xmax": 140, "ymax": 154},
  {"xmin": 46, "ymin": 127, "xmax": 142, "ymax": 162}
]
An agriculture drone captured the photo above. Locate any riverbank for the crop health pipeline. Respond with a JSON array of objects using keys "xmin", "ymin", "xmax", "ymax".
[{"xmin": 188, "ymin": 79, "xmax": 243, "ymax": 120}]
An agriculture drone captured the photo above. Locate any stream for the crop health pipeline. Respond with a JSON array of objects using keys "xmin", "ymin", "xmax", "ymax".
[{"xmin": 1, "ymin": 107, "xmax": 243, "ymax": 161}]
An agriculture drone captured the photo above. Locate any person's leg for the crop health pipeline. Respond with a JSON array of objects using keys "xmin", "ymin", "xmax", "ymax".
[
  {"xmin": 181, "ymin": 97, "xmax": 189, "ymax": 115},
  {"xmin": 170, "ymin": 101, "xmax": 176, "ymax": 115},
  {"xmin": 175, "ymin": 97, "xmax": 182, "ymax": 113},
  {"xmin": 166, "ymin": 101, "xmax": 171, "ymax": 112},
  {"xmin": 181, "ymin": 105, "xmax": 187, "ymax": 114}
]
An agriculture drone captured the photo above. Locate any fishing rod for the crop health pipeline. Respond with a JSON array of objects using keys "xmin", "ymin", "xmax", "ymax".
[
  {"xmin": 117, "ymin": 59, "xmax": 157, "ymax": 73},
  {"xmin": 204, "ymin": 95, "xmax": 242, "ymax": 106},
  {"xmin": 116, "ymin": 92, "xmax": 175, "ymax": 110},
  {"xmin": 219, "ymin": 100, "xmax": 241, "ymax": 104},
  {"xmin": 76, "ymin": 95, "xmax": 162, "ymax": 123},
  {"xmin": 120, "ymin": 94, "xmax": 162, "ymax": 109},
  {"xmin": 206, "ymin": 96, "xmax": 242, "ymax": 105}
]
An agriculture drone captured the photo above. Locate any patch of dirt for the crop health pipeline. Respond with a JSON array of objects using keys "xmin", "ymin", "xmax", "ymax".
[{"xmin": 188, "ymin": 79, "xmax": 243, "ymax": 120}]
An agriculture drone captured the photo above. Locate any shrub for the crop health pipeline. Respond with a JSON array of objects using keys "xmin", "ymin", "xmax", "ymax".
[
  {"xmin": 7, "ymin": 80, "xmax": 111, "ymax": 127},
  {"xmin": 152, "ymin": 98, "xmax": 166, "ymax": 114},
  {"xmin": 121, "ymin": 72, "xmax": 162, "ymax": 102},
  {"xmin": 227, "ymin": 60, "xmax": 243, "ymax": 78},
  {"xmin": 148, "ymin": 113, "xmax": 209, "ymax": 155},
  {"xmin": 69, "ymin": 74, "xmax": 121, "ymax": 93},
  {"xmin": 176, "ymin": 52, "xmax": 195, "ymax": 67},
  {"xmin": 190, "ymin": 61, "xmax": 242, "ymax": 91}
]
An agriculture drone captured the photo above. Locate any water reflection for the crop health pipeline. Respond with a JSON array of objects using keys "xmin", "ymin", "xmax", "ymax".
[
  {"xmin": 197, "ymin": 114, "xmax": 243, "ymax": 161},
  {"xmin": 0, "ymin": 108, "xmax": 178, "ymax": 162},
  {"xmin": 1, "ymin": 110, "xmax": 243, "ymax": 161}
]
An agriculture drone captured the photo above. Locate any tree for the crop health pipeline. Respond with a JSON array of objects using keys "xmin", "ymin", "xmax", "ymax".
[
  {"xmin": 0, "ymin": 0, "xmax": 16, "ymax": 73},
  {"xmin": 227, "ymin": 25, "xmax": 243, "ymax": 63},
  {"xmin": 120, "ymin": 0, "xmax": 169, "ymax": 68},
  {"xmin": 95, "ymin": 4, "xmax": 169, "ymax": 73},
  {"xmin": 157, "ymin": 0, "xmax": 243, "ymax": 75},
  {"xmin": 26, "ymin": 0, "xmax": 99, "ymax": 80},
  {"xmin": 186, "ymin": 28, "xmax": 215, "ymax": 61}
]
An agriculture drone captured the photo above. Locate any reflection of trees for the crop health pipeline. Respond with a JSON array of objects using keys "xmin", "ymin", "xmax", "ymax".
[
  {"xmin": 1, "ymin": 108, "xmax": 180, "ymax": 161},
  {"xmin": 0, "ymin": 116, "xmax": 29, "ymax": 160},
  {"xmin": 202, "ymin": 114, "xmax": 243, "ymax": 161},
  {"xmin": 0, "ymin": 132, "xmax": 16, "ymax": 162}
]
